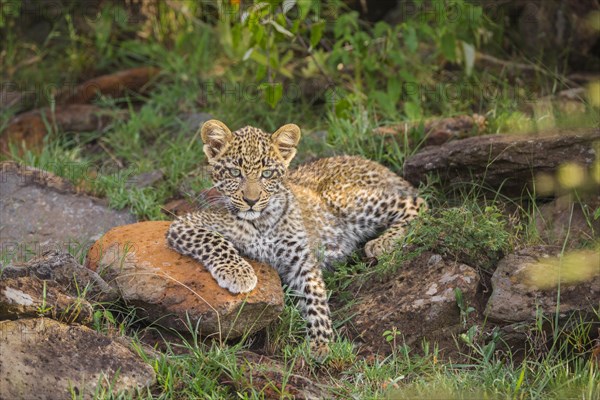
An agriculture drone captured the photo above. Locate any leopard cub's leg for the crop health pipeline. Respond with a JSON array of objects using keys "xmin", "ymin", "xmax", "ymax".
[
  {"xmin": 277, "ymin": 251, "xmax": 334, "ymax": 360},
  {"xmin": 365, "ymin": 195, "xmax": 427, "ymax": 259},
  {"xmin": 167, "ymin": 215, "xmax": 257, "ymax": 294}
]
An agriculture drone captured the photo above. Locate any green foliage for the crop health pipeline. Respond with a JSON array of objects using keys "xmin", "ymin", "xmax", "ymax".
[
  {"xmin": 327, "ymin": 202, "xmax": 513, "ymax": 289},
  {"xmin": 264, "ymin": 295, "xmax": 306, "ymax": 352},
  {"xmin": 222, "ymin": 0, "xmax": 325, "ymax": 108},
  {"xmin": 326, "ymin": 0, "xmax": 490, "ymax": 119},
  {"xmin": 3, "ymin": 2, "xmax": 599, "ymax": 399},
  {"xmin": 404, "ymin": 204, "xmax": 512, "ymax": 270},
  {"xmin": 326, "ymin": 102, "xmax": 415, "ymax": 171}
]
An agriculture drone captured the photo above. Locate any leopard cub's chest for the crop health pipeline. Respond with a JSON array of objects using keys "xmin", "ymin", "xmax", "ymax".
[
  {"xmin": 234, "ymin": 220, "xmax": 298, "ymax": 260},
  {"xmin": 242, "ymin": 233, "xmax": 278, "ymax": 261}
]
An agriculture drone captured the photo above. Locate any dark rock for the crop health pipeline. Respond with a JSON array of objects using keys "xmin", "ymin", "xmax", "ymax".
[
  {"xmin": 0, "ymin": 87, "xmax": 23, "ymax": 112},
  {"xmin": 403, "ymin": 129, "xmax": 600, "ymax": 196},
  {"xmin": 347, "ymin": 253, "xmax": 479, "ymax": 355},
  {"xmin": 2, "ymin": 250, "xmax": 118, "ymax": 301},
  {"xmin": 0, "ymin": 318, "xmax": 156, "ymax": 399},
  {"xmin": 512, "ymin": 1, "xmax": 600, "ymax": 70},
  {"xmin": 54, "ymin": 67, "xmax": 161, "ymax": 105},
  {"xmin": 180, "ymin": 112, "xmax": 214, "ymax": 134},
  {"xmin": 0, "ymin": 277, "xmax": 94, "ymax": 324},
  {"xmin": 233, "ymin": 351, "xmax": 326, "ymax": 399},
  {"xmin": 0, "ymin": 105, "xmax": 121, "ymax": 153},
  {"xmin": 0, "ymin": 250, "xmax": 117, "ymax": 323},
  {"xmin": 373, "ymin": 114, "xmax": 487, "ymax": 147}
]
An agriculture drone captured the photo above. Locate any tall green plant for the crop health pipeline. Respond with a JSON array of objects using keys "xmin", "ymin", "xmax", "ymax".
[{"xmin": 224, "ymin": 0, "xmax": 326, "ymax": 108}]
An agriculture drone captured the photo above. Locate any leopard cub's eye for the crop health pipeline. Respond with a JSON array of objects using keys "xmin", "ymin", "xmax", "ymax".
[
  {"xmin": 229, "ymin": 168, "xmax": 241, "ymax": 177},
  {"xmin": 261, "ymin": 169, "xmax": 274, "ymax": 178}
]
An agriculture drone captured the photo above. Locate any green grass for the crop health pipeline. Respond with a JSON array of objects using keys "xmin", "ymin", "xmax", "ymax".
[
  {"xmin": 1, "ymin": 1, "xmax": 599, "ymax": 399},
  {"xmin": 87, "ymin": 311, "xmax": 599, "ymax": 399}
]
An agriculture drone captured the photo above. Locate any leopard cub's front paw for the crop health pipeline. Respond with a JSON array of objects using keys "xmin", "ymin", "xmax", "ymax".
[{"xmin": 213, "ymin": 260, "xmax": 258, "ymax": 294}]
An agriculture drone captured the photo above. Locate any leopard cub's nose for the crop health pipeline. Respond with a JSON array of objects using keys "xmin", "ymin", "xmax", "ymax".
[{"xmin": 243, "ymin": 197, "xmax": 258, "ymax": 207}]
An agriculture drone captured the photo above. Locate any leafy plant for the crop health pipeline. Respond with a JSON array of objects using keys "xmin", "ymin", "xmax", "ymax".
[
  {"xmin": 383, "ymin": 327, "xmax": 402, "ymax": 352},
  {"xmin": 36, "ymin": 281, "xmax": 52, "ymax": 317},
  {"xmin": 225, "ymin": 0, "xmax": 326, "ymax": 108},
  {"xmin": 326, "ymin": 0, "xmax": 491, "ymax": 119},
  {"xmin": 405, "ymin": 204, "xmax": 511, "ymax": 270},
  {"xmin": 455, "ymin": 287, "xmax": 476, "ymax": 328}
]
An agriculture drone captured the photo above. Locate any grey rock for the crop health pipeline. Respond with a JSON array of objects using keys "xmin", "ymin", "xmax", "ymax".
[
  {"xmin": 0, "ymin": 318, "xmax": 156, "ymax": 399},
  {"xmin": 126, "ymin": 169, "xmax": 164, "ymax": 190},
  {"xmin": 485, "ymin": 246, "xmax": 600, "ymax": 322},
  {"xmin": 0, "ymin": 162, "xmax": 136, "ymax": 262}
]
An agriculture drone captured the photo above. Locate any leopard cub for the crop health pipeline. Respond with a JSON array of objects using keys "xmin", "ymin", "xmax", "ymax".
[{"xmin": 167, "ymin": 120, "xmax": 426, "ymax": 358}]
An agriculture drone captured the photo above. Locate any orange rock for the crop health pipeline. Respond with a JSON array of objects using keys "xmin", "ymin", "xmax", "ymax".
[{"xmin": 86, "ymin": 221, "xmax": 284, "ymax": 339}]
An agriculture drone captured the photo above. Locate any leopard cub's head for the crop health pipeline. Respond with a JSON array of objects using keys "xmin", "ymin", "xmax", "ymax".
[{"xmin": 200, "ymin": 119, "xmax": 301, "ymax": 220}]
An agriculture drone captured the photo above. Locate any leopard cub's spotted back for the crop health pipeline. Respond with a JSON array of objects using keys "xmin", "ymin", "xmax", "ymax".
[{"xmin": 167, "ymin": 120, "xmax": 426, "ymax": 358}]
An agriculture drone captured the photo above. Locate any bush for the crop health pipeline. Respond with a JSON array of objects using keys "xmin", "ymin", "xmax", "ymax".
[{"xmin": 405, "ymin": 204, "xmax": 511, "ymax": 270}]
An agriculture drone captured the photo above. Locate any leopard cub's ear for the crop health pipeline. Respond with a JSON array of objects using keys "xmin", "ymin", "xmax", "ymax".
[
  {"xmin": 201, "ymin": 120, "xmax": 233, "ymax": 162},
  {"xmin": 271, "ymin": 124, "xmax": 301, "ymax": 166}
]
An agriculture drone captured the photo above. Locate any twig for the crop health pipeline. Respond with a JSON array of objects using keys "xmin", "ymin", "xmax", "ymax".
[{"xmin": 98, "ymin": 141, "xmax": 123, "ymax": 168}]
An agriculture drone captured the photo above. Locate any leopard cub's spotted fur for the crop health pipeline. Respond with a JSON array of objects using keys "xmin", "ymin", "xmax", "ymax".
[{"xmin": 167, "ymin": 120, "xmax": 426, "ymax": 357}]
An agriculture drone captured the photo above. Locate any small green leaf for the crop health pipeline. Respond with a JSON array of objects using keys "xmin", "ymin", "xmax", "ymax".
[
  {"xmin": 514, "ymin": 364, "xmax": 526, "ymax": 394},
  {"xmin": 404, "ymin": 25, "xmax": 418, "ymax": 53},
  {"xmin": 373, "ymin": 21, "xmax": 390, "ymax": 37},
  {"xmin": 297, "ymin": 0, "xmax": 312, "ymax": 21},
  {"xmin": 252, "ymin": 24, "xmax": 265, "ymax": 46},
  {"xmin": 255, "ymin": 64, "xmax": 267, "ymax": 82},
  {"xmin": 280, "ymin": 49, "xmax": 294, "ymax": 66},
  {"xmin": 404, "ymin": 101, "xmax": 421, "ymax": 120},
  {"xmin": 454, "ymin": 287, "xmax": 464, "ymax": 305},
  {"xmin": 259, "ymin": 82, "xmax": 283, "ymax": 108},
  {"xmin": 231, "ymin": 24, "xmax": 242, "ymax": 50},
  {"xmin": 310, "ymin": 20, "xmax": 325, "ymax": 48},
  {"xmin": 387, "ymin": 78, "xmax": 402, "ymax": 103},
  {"xmin": 250, "ymin": 50, "xmax": 268, "ymax": 66},
  {"xmin": 440, "ymin": 32, "xmax": 457, "ymax": 61}
]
